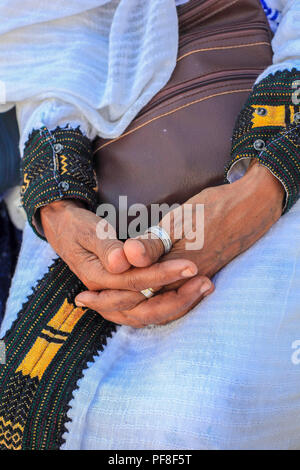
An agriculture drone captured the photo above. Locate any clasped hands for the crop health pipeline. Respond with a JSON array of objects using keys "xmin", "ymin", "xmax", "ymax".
[{"xmin": 40, "ymin": 161, "xmax": 284, "ymax": 328}]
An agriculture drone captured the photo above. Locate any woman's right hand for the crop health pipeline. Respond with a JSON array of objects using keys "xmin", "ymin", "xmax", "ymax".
[{"xmin": 40, "ymin": 199, "xmax": 199, "ymax": 294}]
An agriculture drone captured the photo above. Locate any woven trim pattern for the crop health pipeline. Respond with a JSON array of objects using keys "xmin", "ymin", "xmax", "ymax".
[
  {"xmin": 0, "ymin": 257, "xmax": 115, "ymax": 450},
  {"xmin": 225, "ymin": 69, "xmax": 300, "ymax": 213},
  {"xmin": 21, "ymin": 126, "xmax": 98, "ymax": 238}
]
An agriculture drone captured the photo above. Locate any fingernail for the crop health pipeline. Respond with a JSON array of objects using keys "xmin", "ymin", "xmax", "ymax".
[
  {"xmin": 75, "ymin": 297, "xmax": 86, "ymax": 307},
  {"xmin": 200, "ymin": 281, "xmax": 212, "ymax": 295},
  {"xmin": 181, "ymin": 266, "xmax": 198, "ymax": 278}
]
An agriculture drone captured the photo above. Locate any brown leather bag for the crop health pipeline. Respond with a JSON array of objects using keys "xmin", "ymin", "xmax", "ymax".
[{"xmin": 93, "ymin": 0, "xmax": 273, "ymax": 236}]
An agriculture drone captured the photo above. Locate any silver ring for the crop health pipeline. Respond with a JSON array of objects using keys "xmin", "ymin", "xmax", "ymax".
[
  {"xmin": 146, "ymin": 226, "xmax": 172, "ymax": 254},
  {"xmin": 140, "ymin": 287, "xmax": 155, "ymax": 299}
]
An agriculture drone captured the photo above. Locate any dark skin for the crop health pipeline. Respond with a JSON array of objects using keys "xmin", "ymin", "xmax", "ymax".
[{"xmin": 41, "ymin": 160, "xmax": 284, "ymax": 327}]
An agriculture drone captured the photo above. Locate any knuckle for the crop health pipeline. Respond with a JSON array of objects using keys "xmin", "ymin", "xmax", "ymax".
[
  {"xmin": 151, "ymin": 269, "xmax": 164, "ymax": 286},
  {"xmin": 142, "ymin": 266, "xmax": 162, "ymax": 288},
  {"xmin": 155, "ymin": 262, "xmax": 169, "ymax": 280},
  {"xmin": 126, "ymin": 274, "xmax": 141, "ymax": 291}
]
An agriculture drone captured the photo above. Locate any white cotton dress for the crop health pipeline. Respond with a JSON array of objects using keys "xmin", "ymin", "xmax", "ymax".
[{"xmin": 1, "ymin": 0, "xmax": 300, "ymax": 449}]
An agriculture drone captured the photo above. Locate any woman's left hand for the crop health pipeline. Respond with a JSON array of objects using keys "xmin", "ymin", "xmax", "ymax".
[{"xmin": 75, "ymin": 161, "xmax": 284, "ymax": 326}]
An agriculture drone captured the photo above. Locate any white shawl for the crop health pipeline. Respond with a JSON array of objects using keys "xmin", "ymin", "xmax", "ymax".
[
  {"xmin": 0, "ymin": 0, "xmax": 178, "ymax": 144},
  {"xmin": 0, "ymin": 0, "xmax": 299, "ymax": 150}
]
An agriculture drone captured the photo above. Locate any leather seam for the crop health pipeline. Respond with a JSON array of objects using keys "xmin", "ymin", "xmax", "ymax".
[
  {"xmin": 180, "ymin": 0, "xmax": 240, "ymax": 29},
  {"xmin": 93, "ymin": 88, "xmax": 252, "ymax": 153},
  {"xmin": 177, "ymin": 41, "xmax": 270, "ymax": 62},
  {"xmin": 179, "ymin": 34, "xmax": 269, "ymax": 49}
]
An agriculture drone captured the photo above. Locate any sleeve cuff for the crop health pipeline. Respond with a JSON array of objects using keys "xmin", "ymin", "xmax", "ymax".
[
  {"xmin": 21, "ymin": 126, "xmax": 98, "ymax": 239},
  {"xmin": 225, "ymin": 68, "xmax": 300, "ymax": 214}
]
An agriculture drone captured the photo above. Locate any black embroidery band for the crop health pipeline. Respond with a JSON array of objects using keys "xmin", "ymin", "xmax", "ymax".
[
  {"xmin": 0, "ymin": 257, "xmax": 115, "ymax": 450},
  {"xmin": 226, "ymin": 69, "xmax": 300, "ymax": 213},
  {"xmin": 21, "ymin": 126, "xmax": 98, "ymax": 238}
]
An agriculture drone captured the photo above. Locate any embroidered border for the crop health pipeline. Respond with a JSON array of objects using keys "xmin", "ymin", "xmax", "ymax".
[
  {"xmin": 226, "ymin": 69, "xmax": 300, "ymax": 213},
  {"xmin": 21, "ymin": 126, "xmax": 98, "ymax": 239},
  {"xmin": 0, "ymin": 258, "xmax": 115, "ymax": 450}
]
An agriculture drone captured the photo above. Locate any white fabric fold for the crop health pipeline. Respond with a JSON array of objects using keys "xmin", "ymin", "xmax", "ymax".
[
  {"xmin": 256, "ymin": 0, "xmax": 300, "ymax": 83},
  {"xmin": 2, "ymin": 0, "xmax": 299, "ymax": 154},
  {"xmin": 2, "ymin": 200, "xmax": 300, "ymax": 450},
  {"xmin": 229, "ymin": 0, "xmax": 300, "ymax": 183},
  {"xmin": 0, "ymin": 0, "xmax": 178, "ymax": 146},
  {"xmin": 2, "ymin": 0, "xmax": 300, "ymax": 451}
]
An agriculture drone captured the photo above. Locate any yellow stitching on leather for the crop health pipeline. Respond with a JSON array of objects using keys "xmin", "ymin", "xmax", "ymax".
[
  {"xmin": 94, "ymin": 88, "xmax": 252, "ymax": 153},
  {"xmin": 177, "ymin": 42, "xmax": 270, "ymax": 62}
]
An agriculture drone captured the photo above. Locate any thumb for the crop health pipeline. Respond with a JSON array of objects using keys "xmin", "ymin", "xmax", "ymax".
[
  {"xmin": 95, "ymin": 218, "xmax": 131, "ymax": 273},
  {"xmin": 123, "ymin": 233, "xmax": 165, "ymax": 268},
  {"xmin": 124, "ymin": 209, "xmax": 180, "ymax": 267},
  {"xmin": 81, "ymin": 217, "xmax": 131, "ymax": 274}
]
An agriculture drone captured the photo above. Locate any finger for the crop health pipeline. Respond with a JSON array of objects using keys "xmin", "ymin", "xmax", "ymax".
[
  {"xmin": 124, "ymin": 235, "xmax": 164, "ymax": 268},
  {"xmin": 97, "ymin": 258, "xmax": 198, "ymax": 292},
  {"xmin": 104, "ymin": 312, "xmax": 144, "ymax": 328},
  {"xmin": 101, "ymin": 310, "xmax": 145, "ymax": 328},
  {"xmin": 79, "ymin": 217, "xmax": 131, "ymax": 274},
  {"xmin": 75, "ymin": 291, "xmax": 145, "ymax": 328},
  {"xmin": 124, "ymin": 276, "xmax": 213, "ymax": 326},
  {"xmin": 75, "ymin": 255, "xmax": 197, "ymax": 293},
  {"xmin": 76, "ymin": 289, "xmax": 145, "ymax": 313},
  {"xmin": 137, "ymin": 276, "xmax": 213, "ymax": 326},
  {"xmin": 123, "ymin": 209, "xmax": 180, "ymax": 267},
  {"xmin": 157, "ymin": 279, "xmax": 215, "ymax": 324}
]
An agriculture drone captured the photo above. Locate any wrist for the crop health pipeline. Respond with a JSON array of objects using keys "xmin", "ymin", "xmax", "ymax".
[
  {"xmin": 40, "ymin": 199, "xmax": 85, "ymax": 237},
  {"xmin": 241, "ymin": 160, "xmax": 285, "ymax": 209},
  {"xmin": 40, "ymin": 199, "xmax": 85, "ymax": 217}
]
